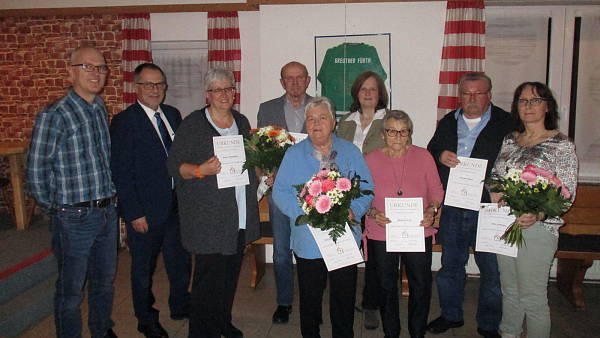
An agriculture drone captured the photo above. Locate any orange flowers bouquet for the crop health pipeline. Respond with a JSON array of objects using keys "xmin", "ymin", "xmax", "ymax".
[{"xmin": 242, "ymin": 125, "xmax": 294, "ymax": 175}]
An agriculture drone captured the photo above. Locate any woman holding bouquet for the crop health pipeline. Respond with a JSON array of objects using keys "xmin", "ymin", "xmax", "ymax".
[
  {"xmin": 167, "ymin": 68, "xmax": 260, "ymax": 338},
  {"xmin": 491, "ymin": 82, "xmax": 578, "ymax": 338},
  {"xmin": 273, "ymin": 97, "xmax": 374, "ymax": 338},
  {"xmin": 364, "ymin": 110, "xmax": 444, "ymax": 338}
]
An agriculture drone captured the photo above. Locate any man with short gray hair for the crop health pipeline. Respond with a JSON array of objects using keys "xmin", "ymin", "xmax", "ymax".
[
  {"xmin": 426, "ymin": 72, "xmax": 514, "ymax": 338},
  {"xmin": 257, "ymin": 61, "xmax": 313, "ymax": 324}
]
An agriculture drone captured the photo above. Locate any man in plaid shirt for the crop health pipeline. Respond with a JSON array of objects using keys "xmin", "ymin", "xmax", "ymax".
[{"xmin": 27, "ymin": 46, "xmax": 118, "ymax": 338}]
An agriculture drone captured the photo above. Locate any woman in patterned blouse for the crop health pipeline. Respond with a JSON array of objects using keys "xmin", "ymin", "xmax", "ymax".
[{"xmin": 491, "ymin": 82, "xmax": 578, "ymax": 338}]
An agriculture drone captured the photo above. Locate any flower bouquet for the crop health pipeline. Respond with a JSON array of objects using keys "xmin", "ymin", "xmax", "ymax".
[
  {"xmin": 486, "ymin": 164, "xmax": 572, "ymax": 247},
  {"xmin": 243, "ymin": 125, "xmax": 295, "ymax": 174},
  {"xmin": 294, "ymin": 169, "xmax": 372, "ymax": 242}
]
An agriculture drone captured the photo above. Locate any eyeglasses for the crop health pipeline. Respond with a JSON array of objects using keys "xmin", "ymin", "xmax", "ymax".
[
  {"xmin": 385, "ymin": 128, "xmax": 411, "ymax": 137},
  {"xmin": 461, "ymin": 91, "xmax": 489, "ymax": 98},
  {"xmin": 136, "ymin": 82, "xmax": 167, "ymax": 90},
  {"xmin": 207, "ymin": 87, "xmax": 236, "ymax": 95},
  {"xmin": 517, "ymin": 98, "xmax": 547, "ymax": 106},
  {"xmin": 71, "ymin": 63, "xmax": 109, "ymax": 74}
]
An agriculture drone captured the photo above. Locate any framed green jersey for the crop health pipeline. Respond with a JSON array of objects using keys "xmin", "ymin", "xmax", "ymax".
[{"xmin": 315, "ymin": 33, "xmax": 391, "ymax": 115}]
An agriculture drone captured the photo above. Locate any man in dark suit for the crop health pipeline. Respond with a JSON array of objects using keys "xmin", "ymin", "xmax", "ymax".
[
  {"xmin": 257, "ymin": 61, "xmax": 312, "ymax": 324},
  {"xmin": 111, "ymin": 63, "xmax": 191, "ymax": 338}
]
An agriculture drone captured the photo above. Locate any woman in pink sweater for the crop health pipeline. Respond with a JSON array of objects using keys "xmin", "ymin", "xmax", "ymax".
[{"xmin": 364, "ymin": 110, "xmax": 444, "ymax": 338}]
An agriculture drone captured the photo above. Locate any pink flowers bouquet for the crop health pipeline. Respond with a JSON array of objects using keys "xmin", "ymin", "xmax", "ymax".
[
  {"xmin": 294, "ymin": 169, "xmax": 372, "ymax": 242},
  {"xmin": 486, "ymin": 164, "xmax": 572, "ymax": 247}
]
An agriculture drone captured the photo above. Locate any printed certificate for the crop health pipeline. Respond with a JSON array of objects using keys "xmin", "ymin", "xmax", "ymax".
[
  {"xmin": 308, "ymin": 224, "xmax": 363, "ymax": 271},
  {"xmin": 476, "ymin": 203, "xmax": 518, "ymax": 257},
  {"xmin": 445, "ymin": 157, "xmax": 488, "ymax": 211},
  {"xmin": 385, "ymin": 198, "xmax": 425, "ymax": 252},
  {"xmin": 213, "ymin": 135, "xmax": 249, "ymax": 189},
  {"xmin": 289, "ymin": 132, "xmax": 308, "ymax": 144}
]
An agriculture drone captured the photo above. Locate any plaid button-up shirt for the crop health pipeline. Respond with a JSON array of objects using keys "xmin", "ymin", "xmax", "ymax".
[{"xmin": 27, "ymin": 89, "xmax": 116, "ymax": 210}]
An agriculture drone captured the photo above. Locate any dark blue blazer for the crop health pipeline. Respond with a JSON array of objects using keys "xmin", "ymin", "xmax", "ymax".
[{"xmin": 110, "ymin": 102, "xmax": 182, "ymax": 226}]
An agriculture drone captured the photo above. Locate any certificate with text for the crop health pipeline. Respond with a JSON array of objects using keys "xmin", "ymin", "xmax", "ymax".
[
  {"xmin": 289, "ymin": 132, "xmax": 308, "ymax": 144},
  {"xmin": 444, "ymin": 157, "xmax": 488, "ymax": 211},
  {"xmin": 213, "ymin": 135, "xmax": 249, "ymax": 189},
  {"xmin": 476, "ymin": 203, "xmax": 518, "ymax": 257},
  {"xmin": 385, "ymin": 198, "xmax": 425, "ymax": 252},
  {"xmin": 308, "ymin": 224, "xmax": 363, "ymax": 271}
]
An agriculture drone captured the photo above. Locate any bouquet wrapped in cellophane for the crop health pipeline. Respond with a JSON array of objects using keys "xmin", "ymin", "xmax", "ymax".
[
  {"xmin": 294, "ymin": 169, "xmax": 372, "ymax": 242},
  {"xmin": 486, "ymin": 164, "xmax": 572, "ymax": 247},
  {"xmin": 243, "ymin": 125, "xmax": 295, "ymax": 175}
]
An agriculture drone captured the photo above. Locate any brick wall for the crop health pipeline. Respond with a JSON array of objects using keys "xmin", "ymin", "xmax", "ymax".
[
  {"xmin": 0, "ymin": 14, "xmax": 123, "ymax": 213},
  {"xmin": 0, "ymin": 14, "xmax": 124, "ymax": 141}
]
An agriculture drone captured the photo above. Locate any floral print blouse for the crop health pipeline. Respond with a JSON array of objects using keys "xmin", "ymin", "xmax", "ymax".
[{"xmin": 493, "ymin": 132, "xmax": 578, "ymax": 236}]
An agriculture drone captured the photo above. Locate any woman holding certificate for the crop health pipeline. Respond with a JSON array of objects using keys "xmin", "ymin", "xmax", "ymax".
[
  {"xmin": 337, "ymin": 71, "xmax": 389, "ymax": 329},
  {"xmin": 491, "ymin": 82, "xmax": 578, "ymax": 338},
  {"xmin": 167, "ymin": 68, "xmax": 260, "ymax": 338},
  {"xmin": 273, "ymin": 97, "xmax": 374, "ymax": 338},
  {"xmin": 364, "ymin": 110, "xmax": 444, "ymax": 338}
]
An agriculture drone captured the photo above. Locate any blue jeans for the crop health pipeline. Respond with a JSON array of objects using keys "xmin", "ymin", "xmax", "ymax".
[
  {"xmin": 269, "ymin": 194, "xmax": 293, "ymax": 306},
  {"xmin": 52, "ymin": 204, "xmax": 118, "ymax": 338},
  {"xmin": 435, "ymin": 206, "xmax": 502, "ymax": 331}
]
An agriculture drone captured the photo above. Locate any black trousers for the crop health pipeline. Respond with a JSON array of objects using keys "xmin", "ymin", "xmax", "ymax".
[
  {"xmin": 188, "ymin": 230, "xmax": 245, "ymax": 338},
  {"xmin": 296, "ymin": 255, "xmax": 357, "ymax": 338},
  {"xmin": 127, "ymin": 207, "xmax": 191, "ymax": 326},
  {"xmin": 368, "ymin": 237, "xmax": 433, "ymax": 338}
]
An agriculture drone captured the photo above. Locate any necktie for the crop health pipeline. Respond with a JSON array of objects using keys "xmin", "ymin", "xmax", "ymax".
[{"xmin": 154, "ymin": 112, "xmax": 172, "ymax": 152}]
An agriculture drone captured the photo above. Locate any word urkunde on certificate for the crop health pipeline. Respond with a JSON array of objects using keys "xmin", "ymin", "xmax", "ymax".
[
  {"xmin": 385, "ymin": 198, "xmax": 425, "ymax": 252},
  {"xmin": 308, "ymin": 224, "xmax": 363, "ymax": 271},
  {"xmin": 213, "ymin": 135, "xmax": 249, "ymax": 189},
  {"xmin": 476, "ymin": 203, "xmax": 518, "ymax": 257},
  {"xmin": 444, "ymin": 157, "xmax": 488, "ymax": 211}
]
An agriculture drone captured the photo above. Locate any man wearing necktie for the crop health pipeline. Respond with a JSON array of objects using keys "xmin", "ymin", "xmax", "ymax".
[{"xmin": 110, "ymin": 63, "xmax": 191, "ymax": 338}]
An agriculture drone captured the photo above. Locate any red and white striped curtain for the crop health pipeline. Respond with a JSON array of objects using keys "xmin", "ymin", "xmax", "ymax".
[
  {"xmin": 436, "ymin": 1, "xmax": 486, "ymax": 120},
  {"xmin": 121, "ymin": 13, "xmax": 153, "ymax": 109},
  {"xmin": 207, "ymin": 11, "xmax": 242, "ymax": 111}
]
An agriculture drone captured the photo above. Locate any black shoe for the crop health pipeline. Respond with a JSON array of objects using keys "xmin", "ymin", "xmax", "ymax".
[
  {"xmin": 477, "ymin": 327, "xmax": 501, "ymax": 338},
  {"xmin": 137, "ymin": 322, "xmax": 169, "ymax": 338},
  {"xmin": 223, "ymin": 324, "xmax": 243, "ymax": 338},
  {"xmin": 103, "ymin": 329, "xmax": 117, "ymax": 338},
  {"xmin": 272, "ymin": 305, "xmax": 292, "ymax": 324},
  {"xmin": 170, "ymin": 312, "xmax": 189, "ymax": 320},
  {"xmin": 426, "ymin": 316, "xmax": 464, "ymax": 334}
]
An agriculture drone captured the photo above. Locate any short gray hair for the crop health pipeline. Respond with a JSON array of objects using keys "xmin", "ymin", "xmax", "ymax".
[
  {"xmin": 304, "ymin": 96, "xmax": 336, "ymax": 120},
  {"xmin": 382, "ymin": 110, "xmax": 414, "ymax": 145},
  {"xmin": 205, "ymin": 68, "xmax": 236, "ymax": 91},
  {"xmin": 458, "ymin": 72, "xmax": 492, "ymax": 93}
]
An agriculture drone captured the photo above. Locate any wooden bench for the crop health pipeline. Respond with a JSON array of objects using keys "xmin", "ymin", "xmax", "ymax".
[
  {"xmin": 247, "ymin": 185, "xmax": 600, "ymax": 308},
  {"xmin": 246, "ymin": 198, "xmax": 273, "ymax": 288},
  {"xmin": 555, "ymin": 184, "xmax": 600, "ymax": 308}
]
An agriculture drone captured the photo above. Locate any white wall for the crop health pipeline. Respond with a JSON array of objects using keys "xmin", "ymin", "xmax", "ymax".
[{"xmin": 259, "ymin": 2, "xmax": 446, "ymax": 147}]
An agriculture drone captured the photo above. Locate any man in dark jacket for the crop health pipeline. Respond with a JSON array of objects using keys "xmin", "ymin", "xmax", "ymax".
[
  {"xmin": 111, "ymin": 63, "xmax": 191, "ymax": 338},
  {"xmin": 426, "ymin": 73, "xmax": 514, "ymax": 338}
]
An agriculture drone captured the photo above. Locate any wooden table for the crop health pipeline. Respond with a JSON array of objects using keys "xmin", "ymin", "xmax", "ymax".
[{"xmin": 0, "ymin": 141, "xmax": 29, "ymax": 230}]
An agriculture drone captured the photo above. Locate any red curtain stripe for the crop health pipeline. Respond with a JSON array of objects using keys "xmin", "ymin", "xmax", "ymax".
[
  {"xmin": 121, "ymin": 13, "xmax": 152, "ymax": 109},
  {"xmin": 207, "ymin": 11, "xmax": 242, "ymax": 111},
  {"xmin": 436, "ymin": 0, "xmax": 486, "ymax": 120}
]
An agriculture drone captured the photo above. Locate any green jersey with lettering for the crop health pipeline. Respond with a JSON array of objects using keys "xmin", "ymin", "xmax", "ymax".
[{"xmin": 317, "ymin": 42, "xmax": 387, "ymax": 111}]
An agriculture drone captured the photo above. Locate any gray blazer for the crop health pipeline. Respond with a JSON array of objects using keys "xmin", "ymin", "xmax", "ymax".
[{"xmin": 257, "ymin": 94, "xmax": 313, "ymax": 131}]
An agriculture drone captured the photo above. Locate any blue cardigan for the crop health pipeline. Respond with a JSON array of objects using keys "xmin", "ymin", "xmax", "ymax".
[{"xmin": 273, "ymin": 135, "xmax": 374, "ymax": 259}]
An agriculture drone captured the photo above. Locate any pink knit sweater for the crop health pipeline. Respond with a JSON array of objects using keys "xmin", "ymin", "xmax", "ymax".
[{"xmin": 364, "ymin": 146, "xmax": 444, "ymax": 242}]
